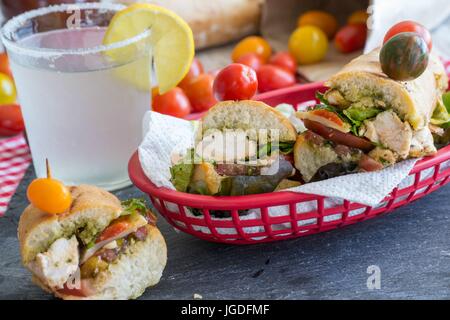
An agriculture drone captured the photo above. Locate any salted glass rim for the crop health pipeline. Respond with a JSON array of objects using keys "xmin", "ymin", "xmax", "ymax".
[{"xmin": 1, "ymin": 3, "xmax": 151, "ymax": 58}]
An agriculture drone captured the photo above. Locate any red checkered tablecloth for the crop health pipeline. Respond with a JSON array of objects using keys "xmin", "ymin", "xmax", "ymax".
[{"xmin": 0, "ymin": 134, "xmax": 31, "ymax": 216}]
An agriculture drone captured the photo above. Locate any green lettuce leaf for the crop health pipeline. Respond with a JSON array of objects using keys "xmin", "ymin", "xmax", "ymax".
[
  {"xmin": 170, "ymin": 163, "xmax": 194, "ymax": 192},
  {"xmin": 121, "ymin": 198, "xmax": 148, "ymax": 216},
  {"xmin": 343, "ymin": 106, "xmax": 383, "ymax": 123},
  {"xmin": 432, "ymin": 93, "xmax": 450, "ymax": 127}
]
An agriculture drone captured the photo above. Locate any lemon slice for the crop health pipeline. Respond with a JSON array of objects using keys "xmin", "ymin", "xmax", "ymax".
[{"xmin": 103, "ymin": 3, "xmax": 194, "ymax": 94}]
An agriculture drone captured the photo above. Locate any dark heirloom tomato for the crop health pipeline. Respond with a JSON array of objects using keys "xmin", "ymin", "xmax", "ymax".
[
  {"xmin": 383, "ymin": 21, "xmax": 432, "ymax": 51},
  {"xmin": 380, "ymin": 32, "xmax": 429, "ymax": 81}
]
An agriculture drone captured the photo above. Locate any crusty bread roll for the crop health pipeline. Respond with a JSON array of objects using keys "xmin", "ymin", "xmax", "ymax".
[
  {"xmin": 18, "ymin": 185, "xmax": 167, "ymax": 300},
  {"xmin": 19, "ymin": 185, "xmax": 122, "ymax": 265},
  {"xmin": 103, "ymin": 0, "xmax": 263, "ymax": 49},
  {"xmin": 199, "ymin": 100, "xmax": 297, "ymax": 142},
  {"xmin": 325, "ymin": 48, "xmax": 448, "ymax": 131},
  {"xmin": 32, "ymin": 224, "xmax": 166, "ymax": 300},
  {"xmin": 293, "ymin": 133, "xmax": 339, "ymax": 182}
]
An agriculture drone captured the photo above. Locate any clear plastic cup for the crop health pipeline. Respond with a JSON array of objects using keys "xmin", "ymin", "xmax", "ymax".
[{"xmin": 1, "ymin": 3, "xmax": 152, "ymax": 190}]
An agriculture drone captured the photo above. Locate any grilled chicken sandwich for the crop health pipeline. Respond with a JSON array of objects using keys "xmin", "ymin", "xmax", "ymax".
[
  {"xmin": 18, "ymin": 185, "xmax": 167, "ymax": 300},
  {"xmin": 170, "ymin": 100, "xmax": 298, "ymax": 196},
  {"xmin": 295, "ymin": 48, "xmax": 449, "ymax": 182}
]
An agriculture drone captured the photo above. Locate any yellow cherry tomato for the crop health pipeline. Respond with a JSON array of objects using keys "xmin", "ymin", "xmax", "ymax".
[
  {"xmin": 0, "ymin": 73, "xmax": 16, "ymax": 104},
  {"xmin": 297, "ymin": 10, "xmax": 338, "ymax": 39},
  {"xmin": 348, "ymin": 10, "xmax": 369, "ymax": 25},
  {"xmin": 232, "ymin": 36, "xmax": 272, "ymax": 63},
  {"xmin": 288, "ymin": 26, "xmax": 328, "ymax": 65},
  {"xmin": 27, "ymin": 178, "xmax": 72, "ymax": 214}
]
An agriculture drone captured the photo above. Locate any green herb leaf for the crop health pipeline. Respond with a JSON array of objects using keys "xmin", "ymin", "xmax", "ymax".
[
  {"xmin": 315, "ymin": 91, "xmax": 329, "ymax": 105},
  {"xmin": 121, "ymin": 198, "xmax": 148, "ymax": 216},
  {"xmin": 278, "ymin": 141, "xmax": 295, "ymax": 154}
]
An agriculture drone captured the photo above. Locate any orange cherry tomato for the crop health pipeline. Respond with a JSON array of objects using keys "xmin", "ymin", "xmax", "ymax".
[
  {"xmin": 232, "ymin": 36, "xmax": 272, "ymax": 63},
  {"xmin": 335, "ymin": 24, "xmax": 367, "ymax": 53},
  {"xmin": 348, "ymin": 10, "xmax": 369, "ymax": 25},
  {"xmin": 297, "ymin": 10, "xmax": 338, "ymax": 39},
  {"xmin": 0, "ymin": 53, "xmax": 12, "ymax": 78},
  {"xmin": 383, "ymin": 20, "xmax": 432, "ymax": 51},
  {"xmin": 27, "ymin": 178, "xmax": 72, "ymax": 214},
  {"xmin": 178, "ymin": 58, "xmax": 204, "ymax": 90},
  {"xmin": 268, "ymin": 51, "xmax": 297, "ymax": 74},
  {"xmin": 152, "ymin": 87, "xmax": 191, "ymax": 118},
  {"xmin": 236, "ymin": 53, "xmax": 264, "ymax": 71},
  {"xmin": 183, "ymin": 73, "xmax": 218, "ymax": 112}
]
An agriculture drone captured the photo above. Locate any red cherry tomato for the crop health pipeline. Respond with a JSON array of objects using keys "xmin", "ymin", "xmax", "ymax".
[
  {"xmin": 0, "ymin": 103, "xmax": 24, "ymax": 137},
  {"xmin": 383, "ymin": 20, "xmax": 432, "ymax": 51},
  {"xmin": 213, "ymin": 63, "xmax": 258, "ymax": 101},
  {"xmin": 178, "ymin": 58, "xmax": 204, "ymax": 90},
  {"xmin": 256, "ymin": 65, "xmax": 296, "ymax": 93},
  {"xmin": 235, "ymin": 53, "xmax": 264, "ymax": 71},
  {"xmin": 183, "ymin": 73, "xmax": 218, "ymax": 112},
  {"xmin": 0, "ymin": 53, "xmax": 12, "ymax": 78},
  {"xmin": 268, "ymin": 51, "xmax": 297, "ymax": 74},
  {"xmin": 335, "ymin": 24, "xmax": 367, "ymax": 53},
  {"xmin": 152, "ymin": 87, "xmax": 191, "ymax": 118}
]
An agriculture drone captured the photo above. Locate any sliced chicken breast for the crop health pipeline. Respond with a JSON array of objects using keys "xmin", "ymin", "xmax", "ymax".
[
  {"xmin": 361, "ymin": 111, "xmax": 412, "ymax": 158},
  {"xmin": 29, "ymin": 236, "xmax": 79, "ymax": 289}
]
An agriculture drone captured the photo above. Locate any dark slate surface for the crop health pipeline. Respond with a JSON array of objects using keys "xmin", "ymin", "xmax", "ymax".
[{"xmin": 1, "ymin": 166, "xmax": 450, "ymax": 300}]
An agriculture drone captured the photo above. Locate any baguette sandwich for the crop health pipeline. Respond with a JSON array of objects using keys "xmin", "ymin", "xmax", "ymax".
[
  {"xmin": 294, "ymin": 48, "xmax": 449, "ymax": 182},
  {"xmin": 170, "ymin": 100, "xmax": 298, "ymax": 196},
  {"xmin": 18, "ymin": 185, "xmax": 167, "ymax": 300}
]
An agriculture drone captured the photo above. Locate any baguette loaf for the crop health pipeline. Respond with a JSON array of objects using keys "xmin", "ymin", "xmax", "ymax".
[{"xmin": 103, "ymin": 0, "xmax": 263, "ymax": 49}]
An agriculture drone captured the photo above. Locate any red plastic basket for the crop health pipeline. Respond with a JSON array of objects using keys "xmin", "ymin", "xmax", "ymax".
[{"xmin": 129, "ymin": 75, "xmax": 450, "ymax": 245}]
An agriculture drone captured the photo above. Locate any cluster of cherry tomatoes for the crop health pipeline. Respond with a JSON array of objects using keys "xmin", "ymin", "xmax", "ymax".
[
  {"xmin": 152, "ymin": 36, "xmax": 300, "ymax": 117},
  {"xmin": 152, "ymin": 58, "xmax": 218, "ymax": 118},
  {"xmin": 0, "ymin": 53, "xmax": 24, "ymax": 137},
  {"xmin": 290, "ymin": 9, "xmax": 369, "ymax": 64}
]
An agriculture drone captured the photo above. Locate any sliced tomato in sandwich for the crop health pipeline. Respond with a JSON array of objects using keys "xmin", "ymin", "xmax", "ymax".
[
  {"xmin": 298, "ymin": 109, "xmax": 351, "ymax": 133},
  {"xmin": 96, "ymin": 221, "xmax": 130, "ymax": 243},
  {"xmin": 303, "ymin": 119, "xmax": 374, "ymax": 152},
  {"xmin": 81, "ymin": 213, "xmax": 148, "ymax": 264},
  {"xmin": 57, "ymin": 279, "xmax": 95, "ymax": 298}
]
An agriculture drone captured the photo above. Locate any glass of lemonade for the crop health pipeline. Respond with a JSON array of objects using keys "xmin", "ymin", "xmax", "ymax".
[{"xmin": 1, "ymin": 3, "xmax": 152, "ymax": 190}]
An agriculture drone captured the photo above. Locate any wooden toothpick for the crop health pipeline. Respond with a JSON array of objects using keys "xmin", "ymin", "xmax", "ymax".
[{"xmin": 46, "ymin": 159, "xmax": 51, "ymax": 179}]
